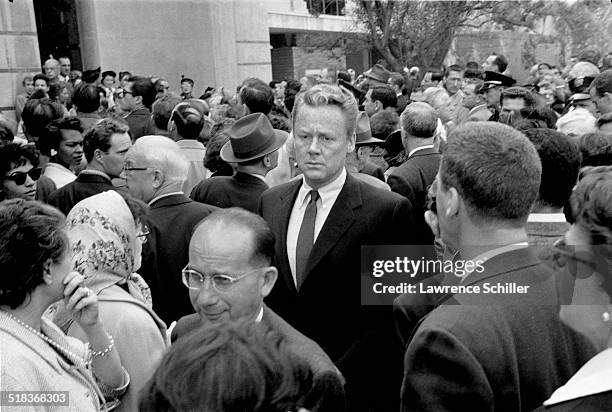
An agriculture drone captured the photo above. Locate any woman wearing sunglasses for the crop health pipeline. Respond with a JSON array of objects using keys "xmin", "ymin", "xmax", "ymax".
[{"xmin": 0, "ymin": 142, "xmax": 42, "ymax": 201}]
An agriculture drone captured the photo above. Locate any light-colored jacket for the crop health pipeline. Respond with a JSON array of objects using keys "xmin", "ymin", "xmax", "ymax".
[{"xmin": 0, "ymin": 311, "xmax": 104, "ymax": 411}]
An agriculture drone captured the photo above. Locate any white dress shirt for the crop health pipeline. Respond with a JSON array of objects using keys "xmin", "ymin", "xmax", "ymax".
[{"xmin": 286, "ymin": 168, "xmax": 346, "ymax": 286}]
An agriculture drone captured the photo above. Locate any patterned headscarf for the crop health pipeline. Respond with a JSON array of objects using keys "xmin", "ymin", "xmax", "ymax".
[{"xmin": 65, "ymin": 190, "xmax": 152, "ymax": 306}]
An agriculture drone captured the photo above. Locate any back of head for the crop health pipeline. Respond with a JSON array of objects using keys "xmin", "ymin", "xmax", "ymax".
[
  {"xmin": 370, "ymin": 109, "xmax": 398, "ymax": 140},
  {"xmin": 170, "ymin": 102, "xmax": 205, "ymax": 139},
  {"xmin": 400, "ymin": 102, "xmax": 438, "ymax": 139},
  {"xmin": 152, "ymin": 94, "xmax": 182, "ymax": 131},
  {"xmin": 132, "ymin": 135, "xmax": 188, "ymax": 184},
  {"xmin": 73, "ymin": 83, "xmax": 101, "ymax": 114},
  {"xmin": 568, "ymin": 167, "xmax": 612, "ymax": 245},
  {"xmin": 493, "ymin": 54, "xmax": 508, "ymax": 73},
  {"xmin": 371, "ymin": 86, "xmax": 398, "ymax": 109},
  {"xmin": 83, "ymin": 117, "xmax": 130, "ymax": 163},
  {"xmin": 440, "ymin": 122, "xmax": 541, "ymax": 223},
  {"xmin": 501, "ymin": 87, "xmax": 536, "ymax": 108},
  {"xmin": 422, "ymin": 87, "xmax": 450, "ymax": 110},
  {"xmin": 591, "ymin": 69, "xmax": 612, "ymax": 97},
  {"xmin": 579, "ymin": 132, "xmax": 612, "ymax": 167},
  {"xmin": 139, "ymin": 321, "xmax": 313, "ymax": 412},
  {"xmin": 524, "ymin": 128, "xmax": 582, "ymax": 209},
  {"xmin": 389, "ymin": 72, "xmax": 404, "ymax": 89},
  {"xmin": 21, "ymin": 97, "xmax": 64, "ymax": 139},
  {"xmin": 556, "ymin": 107, "xmax": 597, "ymax": 137},
  {"xmin": 127, "ymin": 75, "xmax": 157, "ymax": 109},
  {"xmin": 239, "ymin": 78, "xmax": 274, "ymax": 115}
]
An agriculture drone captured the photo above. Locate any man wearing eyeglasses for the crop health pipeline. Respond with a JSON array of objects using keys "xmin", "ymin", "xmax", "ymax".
[
  {"xmin": 117, "ymin": 75, "xmax": 156, "ymax": 140},
  {"xmin": 171, "ymin": 207, "xmax": 346, "ymax": 411}
]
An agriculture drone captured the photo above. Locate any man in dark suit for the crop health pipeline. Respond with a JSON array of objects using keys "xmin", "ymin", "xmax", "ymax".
[
  {"xmin": 191, "ymin": 113, "xmax": 287, "ymax": 213},
  {"xmin": 259, "ymin": 84, "xmax": 416, "ymax": 411},
  {"xmin": 48, "ymin": 118, "xmax": 131, "ymax": 215},
  {"xmin": 125, "ymin": 135, "xmax": 216, "ymax": 324},
  {"xmin": 117, "ymin": 76, "xmax": 156, "ymax": 140},
  {"xmin": 172, "ymin": 208, "xmax": 345, "ymax": 411},
  {"xmin": 401, "ymin": 122, "xmax": 595, "ymax": 411},
  {"xmin": 388, "ymin": 102, "xmax": 441, "ymax": 245}
]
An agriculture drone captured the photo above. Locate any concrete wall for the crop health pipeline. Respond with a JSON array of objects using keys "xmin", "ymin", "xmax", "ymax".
[
  {"xmin": 76, "ymin": 0, "xmax": 272, "ymax": 93},
  {"xmin": 1, "ymin": 0, "xmax": 40, "ymax": 122},
  {"xmin": 292, "ymin": 46, "xmax": 345, "ymax": 79}
]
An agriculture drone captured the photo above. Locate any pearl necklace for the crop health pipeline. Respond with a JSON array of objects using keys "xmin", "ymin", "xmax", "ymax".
[{"xmin": 3, "ymin": 311, "xmax": 86, "ymax": 365}]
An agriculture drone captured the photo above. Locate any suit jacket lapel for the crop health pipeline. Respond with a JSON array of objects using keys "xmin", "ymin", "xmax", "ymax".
[
  {"xmin": 278, "ymin": 180, "xmax": 302, "ymax": 294},
  {"xmin": 304, "ymin": 175, "xmax": 361, "ymax": 278}
]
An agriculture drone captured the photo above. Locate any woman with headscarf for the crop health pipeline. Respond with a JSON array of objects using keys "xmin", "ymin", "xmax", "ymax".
[{"xmin": 54, "ymin": 190, "xmax": 167, "ymax": 412}]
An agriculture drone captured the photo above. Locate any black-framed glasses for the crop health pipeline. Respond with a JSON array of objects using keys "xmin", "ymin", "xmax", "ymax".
[
  {"xmin": 181, "ymin": 266, "xmax": 261, "ymax": 294},
  {"xmin": 5, "ymin": 167, "xmax": 42, "ymax": 185}
]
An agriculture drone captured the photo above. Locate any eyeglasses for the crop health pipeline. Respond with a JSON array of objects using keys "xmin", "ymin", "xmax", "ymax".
[
  {"xmin": 116, "ymin": 90, "xmax": 133, "ymax": 99},
  {"xmin": 123, "ymin": 164, "xmax": 152, "ymax": 173},
  {"xmin": 5, "ymin": 167, "xmax": 42, "ymax": 185},
  {"xmin": 181, "ymin": 266, "xmax": 261, "ymax": 293},
  {"xmin": 136, "ymin": 225, "xmax": 150, "ymax": 244}
]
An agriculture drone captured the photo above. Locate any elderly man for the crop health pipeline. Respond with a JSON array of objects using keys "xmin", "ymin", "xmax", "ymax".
[
  {"xmin": 117, "ymin": 76, "xmax": 156, "ymax": 140},
  {"xmin": 43, "ymin": 57, "xmax": 60, "ymax": 86},
  {"xmin": 259, "ymin": 84, "xmax": 415, "ymax": 411},
  {"xmin": 171, "ymin": 208, "xmax": 346, "ymax": 411},
  {"xmin": 388, "ymin": 102, "xmax": 441, "ymax": 245},
  {"xmin": 191, "ymin": 113, "xmax": 286, "ymax": 213},
  {"xmin": 48, "ymin": 118, "xmax": 131, "ymax": 215},
  {"xmin": 125, "ymin": 135, "xmax": 217, "ymax": 324},
  {"xmin": 400, "ymin": 122, "xmax": 595, "ymax": 411}
]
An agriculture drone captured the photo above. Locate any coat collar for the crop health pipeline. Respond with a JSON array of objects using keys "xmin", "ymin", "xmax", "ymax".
[{"xmin": 149, "ymin": 193, "xmax": 191, "ymax": 209}]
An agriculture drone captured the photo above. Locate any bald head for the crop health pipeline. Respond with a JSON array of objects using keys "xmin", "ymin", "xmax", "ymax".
[{"xmin": 400, "ymin": 102, "xmax": 439, "ymax": 139}]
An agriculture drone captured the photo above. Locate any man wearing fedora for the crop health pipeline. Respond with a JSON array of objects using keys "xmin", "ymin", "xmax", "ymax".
[
  {"xmin": 388, "ymin": 102, "xmax": 441, "ymax": 246},
  {"xmin": 190, "ymin": 113, "xmax": 287, "ymax": 213},
  {"xmin": 346, "ymin": 112, "xmax": 389, "ymax": 190},
  {"xmin": 360, "ymin": 63, "xmax": 391, "ymax": 89},
  {"xmin": 259, "ymin": 84, "xmax": 415, "ymax": 411}
]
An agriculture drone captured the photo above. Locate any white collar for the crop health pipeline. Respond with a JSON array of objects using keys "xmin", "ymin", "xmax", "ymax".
[
  {"xmin": 527, "ymin": 213, "xmax": 567, "ymax": 223},
  {"xmin": 148, "ymin": 191, "xmax": 184, "ymax": 206},
  {"xmin": 298, "ymin": 168, "xmax": 346, "ymax": 209},
  {"xmin": 408, "ymin": 144, "xmax": 435, "ymax": 158}
]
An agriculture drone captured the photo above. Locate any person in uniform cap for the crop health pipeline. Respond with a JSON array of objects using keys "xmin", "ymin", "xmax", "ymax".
[
  {"xmin": 180, "ymin": 76, "xmax": 194, "ymax": 100},
  {"xmin": 361, "ymin": 63, "xmax": 391, "ymax": 88},
  {"xmin": 345, "ymin": 112, "xmax": 388, "ymax": 190},
  {"xmin": 481, "ymin": 71, "xmax": 516, "ymax": 121},
  {"xmin": 191, "ymin": 113, "xmax": 287, "ymax": 213}
]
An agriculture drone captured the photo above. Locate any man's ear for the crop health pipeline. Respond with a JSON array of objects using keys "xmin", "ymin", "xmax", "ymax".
[
  {"xmin": 346, "ymin": 132, "xmax": 356, "ymax": 154},
  {"xmin": 260, "ymin": 266, "xmax": 278, "ymax": 298},
  {"xmin": 447, "ymin": 187, "xmax": 460, "ymax": 217},
  {"xmin": 152, "ymin": 169, "xmax": 164, "ymax": 189}
]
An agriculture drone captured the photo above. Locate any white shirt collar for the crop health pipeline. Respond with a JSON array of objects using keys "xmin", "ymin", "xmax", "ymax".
[
  {"xmin": 408, "ymin": 144, "xmax": 435, "ymax": 158},
  {"xmin": 527, "ymin": 213, "xmax": 567, "ymax": 223},
  {"xmin": 148, "ymin": 191, "xmax": 184, "ymax": 206},
  {"xmin": 298, "ymin": 168, "xmax": 346, "ymax": 210}
]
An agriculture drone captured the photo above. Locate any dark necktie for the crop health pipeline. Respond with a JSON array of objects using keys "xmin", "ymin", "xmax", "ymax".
[{"xmin": 296, "ymin": 190, "xmax": 319, "ymax": 290}]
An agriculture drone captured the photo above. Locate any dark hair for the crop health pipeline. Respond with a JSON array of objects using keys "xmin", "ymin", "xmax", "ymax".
[
  {"xmin": 269, "ymin": 80, "xmax": 280, "ymax": 89},
  {"xmin": 370, "ymin": 109, "xmax": 399, "ymax": 140},
  {"xmin": 195, "ymin": 208, "xmax": 275, "ymax": 266},
  {"xmin": 285, "ymin": 79, "xmax": 302, "ymax": 93},
  {"xmin": 0, "ymin": 123, "xmax": 14, "ymax": 143},
  {"xmin": 171, "ymin": 102, "xmax": 205, "ymax": 140},
  {"xmin": 579, "ymin": 132, "xmax": 612, "ymax": 167},
  {"xmin": 464, "ymin": 68, "xmax": 483, "ymax": 80},
  {"xmin": 591, "ymin": 69, "xmax": 612, "ymax": 97},
  {"xmin": 501, "ymin": 87, "xmax": 536, "ymax": 108},
  {"xmin": 466, "ymin": 61, "xmax": 480, "ymax": 70},
  {"xmin": 39, "ymin": 117, "xmax": 83, "ymax": 157},
  {"xmin": 139, "ymin": 321, "xmax": 313, "ymax": 412},
  {"xmin": 21, "ymin": 75, "xmax": 33, "ymax": 87},
  {"xmin": 127, "ymin": 76, "xmax": 157, "ymax": 109},
  {"xmin": 440, "ymin": 122, "xmax": 542, "ymax": 222},
  {"xmin": 239, "ymin": 78, "xmax": 274, "ymax": 115},
  {"xmin": 0, "ymin": 143, "xmax": 39, "ymax": 183},
  {"xmin": 154, "ymin": 78, "xmax": 168, "ymax": 94},
  {"xmin": 152, "ymin": 95, "xmax": 182, "ymax": 130},
  {"xmin": 72, "ymin": 83, "xmax": 101, "ymax": 113},
  {"xmin": 180, "ymin": 77, "xmax": 194, "ymax": 86},
  {"xmin": 32, "ymin": 74, "xmax": 48, "ymax": 87},
  {"xmin": 119, "ymin": 71, "xmax": 131, "ymax": 80},
  {"xmin": 370, "ymin": 86, "xmax": 397, "ymax": 109},
  {"xmin": 47, "ymin": 83, "xmax": 67, "ymax": 103},
  {"xmin": 400, "ymin": 102, "xmax": 438, "ymax": 139},
  {"xmin": 101, "ymin": 70, "xmax": 116, "ymax": 80},
  {"xmin": 204, "ymin": 129, "xmax": 232, "ymax": 175},
  {"xmin": 0, "ymin": 199, "xmax": 68, "ymax": 309},
  {"xmin": 521, "ymin": 106, "xmax": 558, "ymax": 129},
  {"xmin": 83, "ymin": 117, "xmax": 129, "ymax": 162},
  {"xmin": 284, "ymin": 88, "xmax": 299, "ymax": 114},
  {"xmin": 389, "ymin": 72, "xmax": 404, "ymax": 89},
  {"xmin": 525, "ymin": 129, "xmax": 582, "ymax": 208},
  {"xmin": 21, "ymin": 98, "xmax": 64, "ymax": 140},
  {"xmin": 444, "ymin": 64, "xmax": 464, "ymax": 78},
  {"xmin": 337, "ymin": 71, "xmax": 352, "ymax": 83},
  {"xmin": 430, "ymin": 71, "xmax": 444, "ymax": 82},
  {"xmin": 491, "ymin": 54, "xmax": 508, "ymax": 73},
  {"xmin": 568, "ymin": 167, "xmax": 612, "ymax": 245}
]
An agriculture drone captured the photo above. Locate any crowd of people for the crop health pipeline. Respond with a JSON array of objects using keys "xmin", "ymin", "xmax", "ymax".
[{"xmin": 0, "ymin": 48, "xmax": 611, "ymax": 411}]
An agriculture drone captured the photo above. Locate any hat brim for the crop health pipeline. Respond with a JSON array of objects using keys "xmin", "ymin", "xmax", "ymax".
[
  {"xmin": 355, "ymin": 136, "xmax": 384, "ymax": 146},
  {"xmin": 480, "ymin": 83, "xmax": 501, "ymax": 92},
  {"xmin": 220, "ymin": 129, "xmax": 288, "ymax": 163}
]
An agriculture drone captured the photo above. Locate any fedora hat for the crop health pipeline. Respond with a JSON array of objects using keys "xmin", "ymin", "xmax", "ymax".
[
  {"xmin": 355, "ymin": 112, "xmax": 383, "ymax": 146},
  {"xmin": 364, "ymin": 64, "xmax": 391, "ymax": 84},
  {"xmin": 220, "ymin": 113, "xmax": 288, "ymax": 163}
]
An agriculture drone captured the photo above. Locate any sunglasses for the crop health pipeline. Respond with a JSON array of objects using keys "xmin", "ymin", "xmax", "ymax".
[{"xmin": 5, "ymin": 167, "xmax": 42, "ymax": 185}]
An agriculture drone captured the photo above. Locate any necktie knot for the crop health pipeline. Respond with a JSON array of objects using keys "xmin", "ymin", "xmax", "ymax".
[{"xmin": 308, "ymin": 190, "xmax": 320, "ymax": 205}]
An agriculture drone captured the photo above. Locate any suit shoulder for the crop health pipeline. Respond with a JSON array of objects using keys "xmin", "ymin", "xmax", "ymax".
[
  {"xmin": 261, "ymin": 180, "xmax": 299, "ymax": 202},
  {"xmin": 358, "ymin": 179, "xmax": 408, "ymax": 205}
]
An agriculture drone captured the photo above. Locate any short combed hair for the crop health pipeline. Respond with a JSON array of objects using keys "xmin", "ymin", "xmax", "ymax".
[
  {"xmin": 491, "ymin": 53, "xmax": 508, "ymax": 73},
  {"xmin": 370, "ymin": 86, "xmax": 398, "ymax": 109},
  {"xmin": 127, "ymin": 75, "xmax": 157, "ymax": 109},
  {"xmin": 32, "ymin": 73, "xmax": 48, "ymax": 86},
  {"xmin": 101, "ymin": 70, "xmax": 116, "ymax": 80},
  {"xmin": 21, "ymin": 98, "xmax": 64, "ymax": 139},
  {"xmin": 152, "ymin": 95, "xmax": 182, "ymax": 130},
  {"xmin": 568, "ymin": 167, "xmax": 612, "ymax": 245},
  {"xmin": 239, "ymin": 78, "xmax": 274, "ymax": 115},
  {"xmin": 591, "ymin": 69, "xmax": 612, "ymax": 96},
  {"xmin": 193, "ymin": 208, "xmax": 275, "ymax": 266},
  {"xmin": 440, "ymin": 122, "xmax": 542, "ymax": 223},
  {"xmin": 139, "ymin": 321, "xmax": 313, "ymax": 412},
  {"xmin": 400, "ymin": 102, "xmax": 438, "ymax": 139},
  {"xmin": 579, "ymin": 132, "xmax": 612, "ymax": 167},
  {"xmin": 0, "ymin": 200, "xmax": 68, "ymax": 309},
  {"xmin": 524, "ymin": 129, "xmax": 582, "ymax": 208},
  {"xmin": 501, "ymin": 87, "xmax": 536, "ymax": 108},
  {"xmin": 72, "ymin": 83, "xmax": 101, "ymax": 113},
  {"xmin": 83, "ymin": 118, "xmax": 129, "ymax": 162},
  {"xmin": 171, "ymin": 102, "xmax": 204, "ymax": 139},
  {"xmin": 132, "ymin": 135, "xmax": 188, "ymax": 184},
  {"xmin": 293, "ymin": 84, "xmax": 359, "ymax": 139},
  {"xmin": 39, "ymin": 117, "xmax": 83, "ymax": 157},
  {"xmin": 444, "ymin": 64, "xmax": 464, "ymax": 78}
]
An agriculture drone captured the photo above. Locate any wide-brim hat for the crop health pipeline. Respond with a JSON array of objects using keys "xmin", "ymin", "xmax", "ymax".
[
  {"xmin": 364, "ymin": 64, "xmax": 391, "ymax": 84},
  {"xmin": 480, "ymin": 71, "xmax": 516, "ymax": 91},
  {"xmin": 220, "ymin": 113, "xmax": 288, "ymax": 163},
  {"xmin": 355, "ymin": 111, "xmax": 383, "ymax": 146}
]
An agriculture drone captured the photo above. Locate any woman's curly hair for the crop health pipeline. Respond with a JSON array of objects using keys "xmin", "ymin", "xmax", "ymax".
[{"xmin": 569, "ymin": 166, "xmax": 612, "ymax": 246}]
